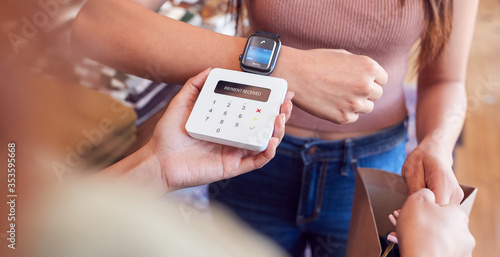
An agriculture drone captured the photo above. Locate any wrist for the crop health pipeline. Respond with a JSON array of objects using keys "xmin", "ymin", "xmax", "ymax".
[
  {"xmin": 91, "ymin": 141, "xmax": 169, "ymax": 196},
  {"xmin": 418, "ymin": 126, "xmax": 460, "ymax": 154},
  {"xmin": 400, "ymin": 247, "xmax": 435, "ymax": 257},
  {"xmin": 115, "ymin": 141, "xmax": 170, "ymax": 195},
  {"xmin": 419, "ymin": 137, "xmax": 454, "ymax": 155},
  {"xmin": 399, "ymin": 233, "xmax": 443, "ymax": 257},
  {"xmin": 416, "ymin": 138, "xmax": 455, "ymax": 168},
  {"xmin": 143, "ymin": 141, "xmax": 173, "ymax": 194},
  {"xmin": 272, "ymin": 45, "xmax": 301, "ymax": 93}
]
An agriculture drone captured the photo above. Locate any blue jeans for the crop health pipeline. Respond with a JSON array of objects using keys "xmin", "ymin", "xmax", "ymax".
[{"xmin": 209, "ymin": 119, "xmax": 408, "ymax": 257}]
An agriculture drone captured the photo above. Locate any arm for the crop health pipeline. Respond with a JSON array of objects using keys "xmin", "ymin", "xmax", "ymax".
[
  {"xmin": 129, "ymin": 0, "xmax": 167, "ymax": 10},
  {"xmin": 72, "ymin": 0, "xmax": 245, "ymax": 85},
  {"xmin": 402, "ymin": 0, "xmax": 479, "ymax": 204},
  {"xmin": 92, "ymin": 69, "xmax": 294, "ymax": 195},
  {"xmin": 71, "ymin": 0, "xmax": 386, "ymax": 124},
  {"xmin": 396, "ymin": 189, "xmax": 475, "ymax": 257}
]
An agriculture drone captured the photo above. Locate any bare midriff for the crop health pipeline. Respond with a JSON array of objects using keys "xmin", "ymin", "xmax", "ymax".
[
  {"xmin": 284, "ymin": 108, "xmax": 408, "ymax": 140},
  {"xmin": 285, "ymin": 125, "xmax": 381, "ymax": 140}
]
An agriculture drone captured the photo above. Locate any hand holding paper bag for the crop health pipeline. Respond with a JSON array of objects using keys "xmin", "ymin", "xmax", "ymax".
[
  {"xmin": 402, "ymin": 142, "xmax": 464, "ymax": 205},
  {"xmin": 389, "ymin": 189, "xmax": 475, "ymax": 257},
  {"xmin": 346, "ymin": 168, "xmax": 477, "ymax": 257}
]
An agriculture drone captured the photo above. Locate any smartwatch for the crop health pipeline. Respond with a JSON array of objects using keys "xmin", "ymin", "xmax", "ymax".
[{"xmin": 239, "ymin": 30, "xmax": 281, "ymax": 76}]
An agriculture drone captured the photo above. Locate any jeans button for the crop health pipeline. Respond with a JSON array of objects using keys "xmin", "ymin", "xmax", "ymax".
[{"xmin": 307, "ymin": 146, "xmax": 317, "ymax": 155}]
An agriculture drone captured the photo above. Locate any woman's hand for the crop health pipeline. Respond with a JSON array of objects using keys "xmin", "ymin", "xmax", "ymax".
[
  {"xmin": 402, "ymin": 139, "xmax": 464, "ymax": 205},
  {"xmin": 95, "ymin": 68, "xmax": 293, "ymax": 195},
  {"xmin": 394, "ymin": 189, "xmax": 475, "ymax": 257},
  {"xmin": 148, "ymin": 68, "xmax": 294, "ymax": 192},
  {"xmin": 274, "ymin": 48, "xmax": 387, "ymax": 124}
]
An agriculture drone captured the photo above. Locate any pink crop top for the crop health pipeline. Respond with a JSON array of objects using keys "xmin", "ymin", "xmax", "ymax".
[{"xmin": 246, "ymin": 0, "xmax": 424, "ymax": 133}]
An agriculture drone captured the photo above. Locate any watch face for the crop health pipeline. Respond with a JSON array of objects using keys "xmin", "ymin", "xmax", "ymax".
[{"xmin": 242, "ymin": 36, "xmax": 278, "ymax": 71}]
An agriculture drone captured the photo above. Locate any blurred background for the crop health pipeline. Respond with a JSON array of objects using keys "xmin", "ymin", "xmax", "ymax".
[
  {"xmin": 454, "ymin": 0, "xmax": 500, "ymax": 255},
  {"xmin": 0, "ymin": 0, "xmax": 499, "ymax": 256}
]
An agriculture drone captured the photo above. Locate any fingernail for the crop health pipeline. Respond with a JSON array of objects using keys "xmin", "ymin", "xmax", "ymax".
[
  {"xmin": 388, "ymin": 214, "xmax": 397, "ymax": 226},
  {"xmin": 393, "ymin": 210, "xmax": 400, "ymax": 218},
  {"xmin": 281, "ymin": 113, "xmax": 286, "ymax": 123},
  {"xmin": 273, "ymin": 137, "xmax": 279, "ymax": 148},
  {"xmin": 387, "ymin": 234, "xmax": 399, "ymax": 244}
]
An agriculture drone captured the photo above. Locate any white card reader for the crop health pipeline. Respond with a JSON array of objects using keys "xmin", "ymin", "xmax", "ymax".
[{"xmin": 185, "ymin": 68, "xmax": 288, "ymax": 151}]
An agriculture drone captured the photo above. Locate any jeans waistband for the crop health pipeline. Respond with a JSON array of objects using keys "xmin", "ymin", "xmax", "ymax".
[{"xmin": 279, "ymin": 118, "xmax": 408, "ymax": 164}]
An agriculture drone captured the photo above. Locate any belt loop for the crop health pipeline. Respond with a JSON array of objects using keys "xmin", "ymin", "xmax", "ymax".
[
  {"xmin": 339, "ymin": 138, "xmax": 355, "ymax": 176},
  {"xmin": 301, "ymin": 141, "xmax": 317, "ymax": 165}
]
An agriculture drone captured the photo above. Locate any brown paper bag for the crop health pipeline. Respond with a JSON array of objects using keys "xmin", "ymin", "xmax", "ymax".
[{"xmin": 346, "ymin": 168, "xmax": 477, "ymax": 257}]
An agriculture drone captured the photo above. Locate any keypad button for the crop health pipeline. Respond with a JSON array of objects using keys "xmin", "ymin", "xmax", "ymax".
[{"xmin": 195, "ymin": 97, "xmax": 269, "ymax": 141}]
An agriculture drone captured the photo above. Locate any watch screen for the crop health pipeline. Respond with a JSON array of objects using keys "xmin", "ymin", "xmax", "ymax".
[{"xmin": 243, "ymin": 36, "xmax": 277, "ymax": 70}]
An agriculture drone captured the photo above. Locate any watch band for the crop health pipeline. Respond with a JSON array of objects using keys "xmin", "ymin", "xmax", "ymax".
[{"xmin": 256, "ymin": 30, "xmax": 280, "ymax": 39}]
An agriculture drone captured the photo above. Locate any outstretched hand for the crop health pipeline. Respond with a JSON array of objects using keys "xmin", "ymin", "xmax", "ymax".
[
  {"xmin": 387, "ymin": 189, "xmax": 475, "ymax": 257},
  {"xmin": 148, "ymin": 68, "xmax": 294, "ymax": 192}
]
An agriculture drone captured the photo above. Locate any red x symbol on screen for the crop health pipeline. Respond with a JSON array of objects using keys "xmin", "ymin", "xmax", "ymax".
[{"xmin": 256, "ymin": 109, "xmax": 261, "ymax": 113}]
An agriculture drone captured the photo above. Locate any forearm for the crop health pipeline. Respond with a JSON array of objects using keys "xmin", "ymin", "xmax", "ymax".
[
  {"xmin": 91, "ymin": 142, "xmax": 168, "ymax": 196},
  {"xmin": 415, "ymin": 0, "xmax": 476, "ymax": 154},
  {"xmin": 130, "ymin": 0, "xmax": 168, "ymax": 11},
  {"xmin": 71, "ymin": 0, "xmax": 245, "ymax": 84},
  {"xmin": 71, "ymin": 0, "xmax": 385, "ymax": 125},
  {"xmin": 416, "ymin": 80, "xmax": 466, "ymax": 154}
]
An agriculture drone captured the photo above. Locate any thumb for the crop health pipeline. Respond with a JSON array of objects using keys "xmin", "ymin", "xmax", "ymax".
[
  {"xmin": 403, "ymin": 168, "xmax": 427, "ymax": 196},
  {"xmin": 186, "ymin": 67, "xmax": 212, "ymax": 91},
  {"xmin": 407, "ymin": 188, "xmax": 436, "ymax": 204},
  {"xmin": 171, "ymin": 68, "xmax": 212, "ymax": 107}
]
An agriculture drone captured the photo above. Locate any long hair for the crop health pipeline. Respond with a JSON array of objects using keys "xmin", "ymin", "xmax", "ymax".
[
  {"xmin": 228, "ymin": 0, "xmax": 454, "ymax": 72},
  {"xmin": 418, "ymin": 0, "xmax": 454, "ymax": 71}
]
